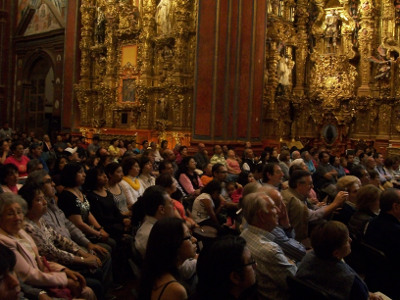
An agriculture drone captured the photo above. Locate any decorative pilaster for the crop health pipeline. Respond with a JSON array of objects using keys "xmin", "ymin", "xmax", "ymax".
[{"xmin": 293, "ymin": 0, "xmax": 308, "ymax": 96}]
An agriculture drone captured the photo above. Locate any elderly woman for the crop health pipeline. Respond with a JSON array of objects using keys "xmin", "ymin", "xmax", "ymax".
[
  {"xmin": 348, "ymin": 184, "xmax": 381, "ymax": 240},
  {"xmin": 331, "ymin": 175, "xmax": 361, "ymax": 226},
  {"xmin": 0, "ymin": 164, "xmax": 22, "ymax": 194},
  {"xmin": 194, "ymin": 235, "xmax": 257, "ymax": 300},
  {"xmin": 0, "ymin": 192, "xmax": 94, "ymax": 299},
  {"xmin": 296, "ymin": 221, "xmax": 381, "ymax": 300}
]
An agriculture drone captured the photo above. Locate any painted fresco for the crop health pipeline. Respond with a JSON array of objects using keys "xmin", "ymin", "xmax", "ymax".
[{"xmin": 24, "ymin": 3, "xmax": 61, "ymax": 36}]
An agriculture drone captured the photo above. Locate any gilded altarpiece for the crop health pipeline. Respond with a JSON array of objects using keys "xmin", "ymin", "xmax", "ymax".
[
  {"xmin": 75, "ymin": 0, "xmax": 196, "ymax": 144},
  {"xmin": 264, "ymin": 0, "xmax": 400, "ymax": 152}
]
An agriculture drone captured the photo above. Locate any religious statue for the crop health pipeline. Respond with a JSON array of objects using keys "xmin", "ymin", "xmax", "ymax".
[
  {"xmin": 156, "ymin": 0, "xmax": 172, "ymax": 35},
  {"xmin": 157, "ymin": 97, "xmax": 169, "ymax": 120},
  {"xmin": 325, "ymin": 10, "xmax": 341, "ymax": 52},
  {"xmin": 95, "ymin": 7, "xmax": 106, "ymax": 44},
  {"xmin": 276, "ymin": 55, "xmax": 295, "ymax": 95}
]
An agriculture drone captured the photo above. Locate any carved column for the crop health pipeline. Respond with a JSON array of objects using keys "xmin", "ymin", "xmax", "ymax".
[
  {"xmin": 381, "ymin": 0, "xmax": 395, "ymax": 38},
  {"xmin": 140, "ymin": 0, "xmax": 156, "ymax": 82},
  {"xmin": 293, "ymin": 0, "xmax": 309, "ymax": 96},
  {"xmin": 357, "ymin": 0, "xmax": 374, "ymax": 96},
  {"xmin": 77, "ymin": 1, "xmax": 96, "ymax": 126}
]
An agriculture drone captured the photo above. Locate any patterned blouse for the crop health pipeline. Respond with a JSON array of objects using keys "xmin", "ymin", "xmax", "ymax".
[{"xmin": 24, "ymin": 218, "xmax": 80, "ymax": 266}]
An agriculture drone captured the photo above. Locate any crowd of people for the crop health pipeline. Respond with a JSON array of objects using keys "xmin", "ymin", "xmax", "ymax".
[{"xmin": 0, "ymin": 125, "xmax": 399, "ymax": 299}]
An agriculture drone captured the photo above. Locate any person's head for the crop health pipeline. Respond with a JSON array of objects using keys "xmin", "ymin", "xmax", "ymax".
[
  {"xmin": 289, "ymin": 170, "xmax": 313, "ymax": 196},
  {"xmin": 356, "ymin": 184, "xmax": 381, "ymax": 214},
  {"xmin": 237, "ymin": 171, "xmax": 255, "ymax": 187},
  {"xmin": 329, "ymin": 155, "xmax": 340, "ymax": 167},
  {"xmin": 212, "ymin": 163, "xmax": 227, "ymax": 182},
  {"xmin": 83, "ymin": 166, "xmax": 108, "ymax": 191},
  {"xmin": 318, "ymin": 151, "xmax": 330, "ymax": 164},
  {"xmin": 336, "ymin": 175, "xmax": 361, "ymax": 203},
  {"xmin": 180, "ymin": 156, "xmax": 197, "ymax": 174},
  {"xmin": 18, "ymin": 183, "xmax": 47, "ymax": 219},
  {"xmin": 196, "ymin": 235, "xmax": 256, "ymax": 298},
  {"xmin": 368, "ymin": 169, "xmax": 380, "ymax": 187},
  {"xmin": 141, "ymin": 140, "xmax": 149, "ymax": 149},
  {"xmin": 262, "ymin": 163, "xmax": 283, "ymax": 186},
  {"xmin": 311, "ymin": 221, "xmax": 351, "ymax": 260},
  {"xmin": 155, "ymin": 173, "xmax": 177, "ymax": 195},
  {"xmin": 162, "ymin": 149, "xmax": 176, "ymax": 162},
  {"xmin": 159, "ymin": 160, "xmax": 174, "ymax": 176},
  {"xmin": 92, "ymin": 136, "xmax": 100, "ymax": 144},
  {"xmin": 373, "ymin": 152, "xmax": 384, "ymax": 166},
  {"xmin": 366, "ymin": 156, "xmax": 376, "ymax": 169},
  {"xmin": 142, "ymin": 185, "xmax": 175, "ymax": 219},
  {"xmin": 291, "ymin": 150, "xmax": 301, "ymax": 160},
  {"xmin": 261, "ymin": 187, "xmax": 285, "ymax": 213},
  {"xmin": 0, "ymin": 193, "xmax": 27, "ymax": 236},
  {"xmin": 63, "ymin": 147, "xmax": 80, "ymax": 162},
  {"xmin": 384, "ymin": 156, "xmax": 395, "ymax": 169},
  {"xmin": 226, "ymin": 181, "xmax": 237, "ymax": 196},
  {"xmin": 27, "ymin": 159, "xmax": 43, "ymax": 174},
  {"xmin": 161, "ymin": 140, "xmax": 168, "ymax": 150},
  {"xmin": 202, "ymin": 163, "xmax": 212, "ymax": 176},
  {"xmin": 104, "ymin": 162, "xmax": 123, "ymax": 183},
  {"xmin": 213, "ymin": 144, "xmax": 222, "ymax": 155},
  {"xmin": 10, "ymin": 142, "xmax": 24, "ymax": 158},
  {"xmin": 202, "ymin": 180, "xmax": 222, "ymax": 202},
  {"xmin": 227, "ymin": 149, "xmax": 236, "ymax": 159},
  {"xmin": 142, "ymin": 218, "xmax": 197, "ymax": 299},
  {"xmin": 60, "ymin": 162, "xmax": 85, "ymax": 187},
  {"xmin": 279, "ymin": 150, "xmax": 290, "ymax": 162},
  {"xmin": 379, "ymin": 188, "xmax": 400, "ymax": 218},
  {"xmin": 139, "ymin": 156, "xmax": 153, "ymax": 175},
  {"xmin": 350, "ymin": 164, "xmax": 370, "ymax": 186},
  {"xmin": 301, "ymin": 151, "xmax": 311, "ymax": 162},
  {"xmin": 0, "ymin": 164, "xmax": 19, "ymax": 186},
  {"xmin": 29, "ymin": 142, "xmax": 43, "ymax": 158},
  {"xmin": 178, "ymin": 146, "xmax": 188, "ymax": 157},
  {"xmin": 0, "ymin": 243, "xmax": 21, "ymax": 300},
  {"xmin": 122, "ymin": 157, "xmax": 140, "ymax": 177},
  {"xmin": 244, "ymin": 148, "xmax": 254, "ymax": 159},
  {"xmin": 197, "ymin": 143, "xmax": 205, "ymax": 152},
  {"xmin": 241, "ymin": 192, "xmax": 279, "ymax": 231},
  {"xmin": 26, "ymin": 170, "xmax": 55, "ymax": 198},
  {"xmin": 253, "ymin": 164, "xmax": 263, "ymax": 181},
  {"xmin": 339, "ymin": 156, "xmax": 347, "ymax": 168},
  {"xmin": 290, "ymin": 158, "xmax": 307, "ymax": 170}
]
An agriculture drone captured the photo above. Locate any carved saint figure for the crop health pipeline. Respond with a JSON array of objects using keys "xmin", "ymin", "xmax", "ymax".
[
  {"xmin": 95, "ymin": 7, "xmax": 106, "ymax": 44},
  {"xmin": 325, "ymin": 10, "xmax": 340, "ymax": 51},
  {"xmin": 156, "ymin": 0, "xmax": 172, "ymax": 35},
  {"xmin": 277, "ymin": 55, "xmax": 295, "ymax": 86}
]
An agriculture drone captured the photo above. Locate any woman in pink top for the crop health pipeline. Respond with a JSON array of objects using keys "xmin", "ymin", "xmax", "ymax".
[
  {"xmin": 177, "ymin": 156, "xmax": 203, "ymax": 196},
  {"xmin": 0, "ymin": 164, "xmax": 22, "ymax": 194}
]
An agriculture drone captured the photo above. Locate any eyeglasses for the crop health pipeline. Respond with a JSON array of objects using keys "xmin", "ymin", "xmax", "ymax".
[
  {"xmin": 182, "ymin": 234, "xmax": 193, "ymax": 241},
  {"xmin": 239, "ymin": 259, "xmax": 257, "ymax": 269}
]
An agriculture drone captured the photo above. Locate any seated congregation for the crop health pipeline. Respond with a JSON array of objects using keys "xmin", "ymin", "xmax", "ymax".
[{"xmin": 0, "ymin": 132, "xmax": 399, "ymax": 299}]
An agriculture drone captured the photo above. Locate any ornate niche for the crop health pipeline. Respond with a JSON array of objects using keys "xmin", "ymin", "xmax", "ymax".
[
  {"xmin": 309, "ymin": 0, "xmax": 357, "ymax": 108},
  {"xmin": 75, "ymin": 0, "xmax": 197, "ymax": 138}
]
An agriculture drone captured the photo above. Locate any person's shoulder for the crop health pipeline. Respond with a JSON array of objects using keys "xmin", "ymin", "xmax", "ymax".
[{"xmin": 160, "ymin": 281, "xmax": 187, "ymax": 300}]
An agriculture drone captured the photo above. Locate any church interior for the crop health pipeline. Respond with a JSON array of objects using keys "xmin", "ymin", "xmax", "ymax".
[{"xmin": 2, "ymin": 0, "xmax": 400, "ymax": 153}]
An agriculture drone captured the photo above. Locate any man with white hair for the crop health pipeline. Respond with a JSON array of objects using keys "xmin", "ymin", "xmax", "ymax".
[{"xmin": 240, "ymin": 192, "xmax": 296, "ymax": 300}]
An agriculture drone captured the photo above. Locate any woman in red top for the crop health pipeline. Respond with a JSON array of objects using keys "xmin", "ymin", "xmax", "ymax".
[{"xmin": 3, "ymin": 142, "xmax": 30, "ymax": 180}]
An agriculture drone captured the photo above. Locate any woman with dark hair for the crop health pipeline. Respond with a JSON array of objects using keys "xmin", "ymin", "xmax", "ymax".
[
  {"xmin": 58, "ymin": 162, "xmax": 112, "ymax": 246},
  {"xmin": 139, "ymin": 217, "xmax": 197, "ymax": 300},
  {"xmin": 296, "ymin": 221, "xmax": 381, "ymax": 300},
  {"xmin": 121, "ymin": 157, "xmax": 142, "ymax": 204},
  {"xmin": 237, "ymin": 171, "xmax": 255, "ymax": 187},
  {"xmin": 156, "ymin": 173, "xmax": 197, "ymax": 228},
  {"xmin": 194, "ymin": 235, "xmax": 257, "ymax": 300},
  {"xmin": 138, "ymin": 156, "xmax": 155, "ymax": 192},
  {"xmin": 160, "ymin": 140, "xmax": 168, "ymax": 156},
  {"xmin": 104, "ymin": 162, "xmax": 133, "ymax": 216},
  {"xmin": 108, "ymin": 138, "xmax": 120, "ymax": 159},
  {"xmin": 4, "ymin": 141, "xmax": 30, "ymax": 179},
  {"xmin": 0, "ymin": 139, "xmax": 10, "ymax": 164},
  {"xmin": 84, "ymin": 166, "xmax": 131, "ymax": 240},
  {"xmin": 176, "ymin": 146, "xmax": 188, "ymax": 165},
  {"xmin": 0, "ymin": 243, "xmax": 21, "ymax": 300},
  {"xmin": 177, "ymin": 156, "xmax": 203, "ymax": 197},
  {"xmin": 0, "ymin": 164, "xmax": 22, "ymax": 194},
  {"xmin": 49, "ymin": 155, "xmax": 68, "ymax": 194},
  {"xmin": 191, "ymin": 180, "xmax": 224, "ymax": 229}
]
